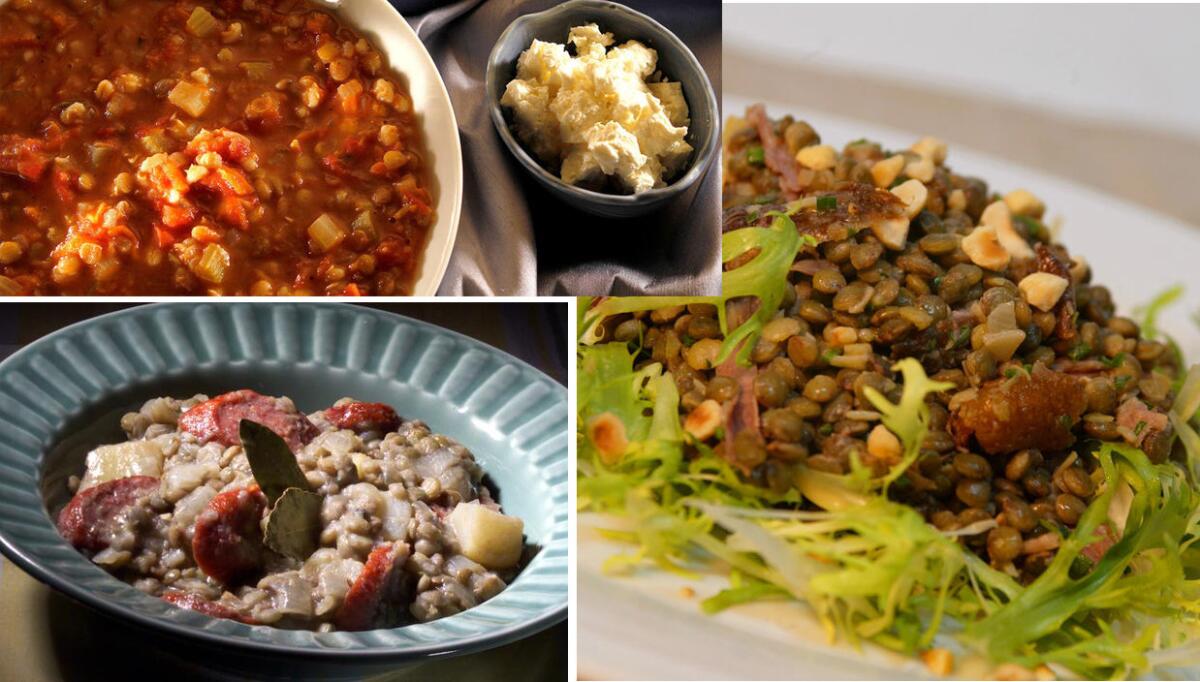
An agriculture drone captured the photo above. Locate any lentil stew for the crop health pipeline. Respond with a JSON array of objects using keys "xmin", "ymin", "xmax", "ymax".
[
  {"xmin": 56, "ymin": 391, "xmax": 527, "ymax": 630},
  {"xmin": 0, "ymin": 0, "xmax": 434, "ymax": 295}
]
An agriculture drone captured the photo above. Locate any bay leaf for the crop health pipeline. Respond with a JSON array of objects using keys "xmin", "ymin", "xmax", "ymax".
[
  {"xmin": 263, "ymin": 486, "xmax": 323, "ymax": 560},
  {"xmin": 239, "ymin": 419, "xmax": 309, "ymax": 505}
]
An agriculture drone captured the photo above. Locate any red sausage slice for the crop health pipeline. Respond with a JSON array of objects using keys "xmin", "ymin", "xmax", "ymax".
[
  {"xmin": 179, "ymin": 390, "xmax": 319, "ymax": 450},
  {"xmin": 192, "ymin": 486, "xmax": 267, "ymax": 586},
  {"xmin": 324, "ymin": 402, "xmax": 401, "ymax": 434},
  {"xmin": 56, "ymin": 476, "xmax": 160, "ymax": 553},
  {"xmin": 161, "ymin": 590, "xmax": 256, "ymax": 624},
  {"xmin": 334, "ymin": 543, "xmax": 412, "ymax": 631}
]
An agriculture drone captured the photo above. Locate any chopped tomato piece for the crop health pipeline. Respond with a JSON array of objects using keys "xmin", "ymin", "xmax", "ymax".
[
  {"xmin": 0, "ymin": 135, "xmax": 50, "ymax": 181},
  {"xmin": 161, "ymin": 203, "xmax": 198, "ymax": 229},
  {"xmin": 221, "ymin": 197, "xmax": 248, "ymax": 228},
  {"xmin": 154, "ymin": 225, "xmax": 179, "ymax": 248},
  {"xmin": 186, "ymin": 129, "xmax": 257, "ymax": 165},
  {"xmin": 215, "ymin": 167, "xmax": 254, "ymax": 196},
  {"xmin": 51, "ymin": 167, "xmax": 77, "ymax": 203},
  {"xmin": 0, "ymin": 16, "xmax": 38, "ymax": 48}
]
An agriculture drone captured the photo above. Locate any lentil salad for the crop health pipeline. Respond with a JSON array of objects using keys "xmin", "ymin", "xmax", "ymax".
[
  {"xmin": 0, "ymin": 0, "xmax": 434, "ymax": 295},
  {"xmin": 578, "ymin": 106, "xmax": 1200, "ymax": 678}
]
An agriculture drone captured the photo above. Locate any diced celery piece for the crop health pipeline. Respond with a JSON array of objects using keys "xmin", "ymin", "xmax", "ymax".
[
  {"xmin": 195, "ymin": 243, "xmax": 230, "ymax": 284},
  {"xmin": 308, "ymin": 214, "xmax": 345, "ymax": 253},
  {"xmin": 186, "ymin": 7, "xmax": 219, "ymax": 38},
  {"xmin": 239, "ymin": 61, "xmax": 273, "ymax": 80},
  {"xmin": 351, "ymin": 210, "xmax": 377, "ymax": 240}
]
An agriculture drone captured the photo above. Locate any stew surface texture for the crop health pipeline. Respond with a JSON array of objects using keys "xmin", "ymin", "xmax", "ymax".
[
  {"xmin": 57, "ymin": 391, "xmax": 526, "ymax": 631},
  {"xmin": 0, "ymin": 0, "xmax": 435, "ymax": 295}
]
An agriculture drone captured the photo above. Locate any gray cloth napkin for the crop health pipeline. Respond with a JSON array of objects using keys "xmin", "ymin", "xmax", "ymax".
[{"xmin": 401, "ymin": 0, "xmax": 721, "ymax": 296}]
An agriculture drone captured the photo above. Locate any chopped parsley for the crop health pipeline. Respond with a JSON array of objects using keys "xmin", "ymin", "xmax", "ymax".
[
  {"xmin": 816, "ymin": 195, "xmax": 838, "ymax": 212},
  {"xmin": 1067, "ymin": 343, "xmax": 1092, "ymax": 361},
  {"xmin": 948, "ymin": 325, "xmax": 971, "ymax": 350},
  {"xmin": 746, "ymin": 146, "xmax": 765, "ymax": 166},
  {"xmin": 713, "ymin": 426, "xmax": 726, "ymax": 442},
  {"xmin": 818, "ymin": 423, "xmax": 834, "ymax": 436},
  {"xmin": 1134, "ymin": 420, "xmax": 1148, "ymax": 437},
  {"xmin": 1014, "ymin": 215, "xmax": 1049, "ymax": 242},
  {"xmin": 1004, "ymin": 367, "xmax": 1020, "ymax": 379},
  {"xmin": 1101, "ymin": 352, "xmax": 1126, "ymax": 369},
  {"xmin": 1114, "ymin": 375, "xmax": 1132, "ymax": 391},
  {"xmin": 820, "ymin": 348, "xmax": 841, "ymax": 363}
]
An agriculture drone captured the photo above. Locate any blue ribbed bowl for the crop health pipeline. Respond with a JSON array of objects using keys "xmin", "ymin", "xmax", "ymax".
[{"xmin": 0, "ymin": 303, "xmax": 567, "ymax": 666}]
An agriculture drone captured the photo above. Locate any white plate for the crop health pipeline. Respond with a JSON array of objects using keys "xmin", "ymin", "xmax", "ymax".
[{"xmin": 577, "ymin": 97, "xmax": 1200, "ymax": 681}]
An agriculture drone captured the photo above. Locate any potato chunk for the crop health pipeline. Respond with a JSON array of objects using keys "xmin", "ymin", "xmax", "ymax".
[
  {"xmin": 446, "ymin": 502, "xmax": 524, "ymax": 569},
  {"xmin": 79, "ymin": 441, "xmax": 164, "ymax": 491}
]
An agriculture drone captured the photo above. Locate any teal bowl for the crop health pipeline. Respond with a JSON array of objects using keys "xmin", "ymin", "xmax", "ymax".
[{"xmin": 0, "ymin": 303, "xmax": 567, "ymax": 674}]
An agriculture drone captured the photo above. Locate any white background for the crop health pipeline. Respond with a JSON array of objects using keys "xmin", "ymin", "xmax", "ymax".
[{"xmin": 724, "ymin": 3, "xmax": 1200, "ymax": 141}]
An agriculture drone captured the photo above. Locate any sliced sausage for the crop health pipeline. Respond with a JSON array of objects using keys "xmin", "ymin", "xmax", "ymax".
[
  {"xmin": 716, "ymin": 353, "xmax": 764, "ymax": 474},
  {"xmin": 949, "ymin": 365, "xmax": 1087, "ymax": 455},
  {"xmin": 745, "ymin": 104, "xmax": 811, "ymax": 199},
  {"xmin": 1079, "ymin": 524, "xmax": 1119, "ymax": 568},
  {"xmin": 56, "ymin": 476, "xmax": 159, "ymax": 553},
  {"xmin": 192, "ymin": 486, "xmax": 267, "ymax": 586},
  {"xmin": 1115, "ymin": 397, "xmax": 1173, "ymax": 463},
  {"xmin": 179, "ymin": 389, "xmax": 319, "ymax": 450},
  {"xmin": 334, "ymin": 542, "xmax": 412, "ymax": 631},
  {"xmin": 324, "ymin": 402, "xmax": 401, "ymax": 434},
  {"xmin": 161, "ymin": 590, "xmax": 256, "ymax": 624}
]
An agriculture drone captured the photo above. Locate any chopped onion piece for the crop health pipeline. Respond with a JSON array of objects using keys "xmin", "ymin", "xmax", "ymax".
[{"xmin": 168, "ymin": 81, "xmax": 212, "ymax": 118}]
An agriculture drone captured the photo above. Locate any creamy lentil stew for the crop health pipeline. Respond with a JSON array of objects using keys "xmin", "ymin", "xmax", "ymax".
[
  {"xmin": 0, "ymin": 0, "xmax": 434, "ymax": 295},
  {"xmin": 56, "ymin": 391, "xmax": 527, "ymax": 630},
  {"xmin": 577, "ymin": 105, "xmax": 1200, "ymax": 677}
]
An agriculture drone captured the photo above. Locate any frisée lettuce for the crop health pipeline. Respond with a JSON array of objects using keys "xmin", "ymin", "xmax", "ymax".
[{"xmin": 577, "ymin": 240, "xmax": 1200, "ymax": 677}]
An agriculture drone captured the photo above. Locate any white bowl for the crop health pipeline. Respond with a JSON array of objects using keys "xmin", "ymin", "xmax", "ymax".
[
  {"xmin": 0, "ymin": 0, "xmax": 463, "ymax": 296},
  {"xmin": 324, "ymin": 0, "xmax": 463, "ymax": 295}
]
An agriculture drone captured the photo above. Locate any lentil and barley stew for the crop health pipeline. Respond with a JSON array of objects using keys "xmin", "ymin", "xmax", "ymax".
[
  {"xmin": 0, "ymin": 0, "xmax": 434, "ymax": 295},
  {"xmin": 57, "ymin": 390, "xmax": 526, "ymax": 630}
]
